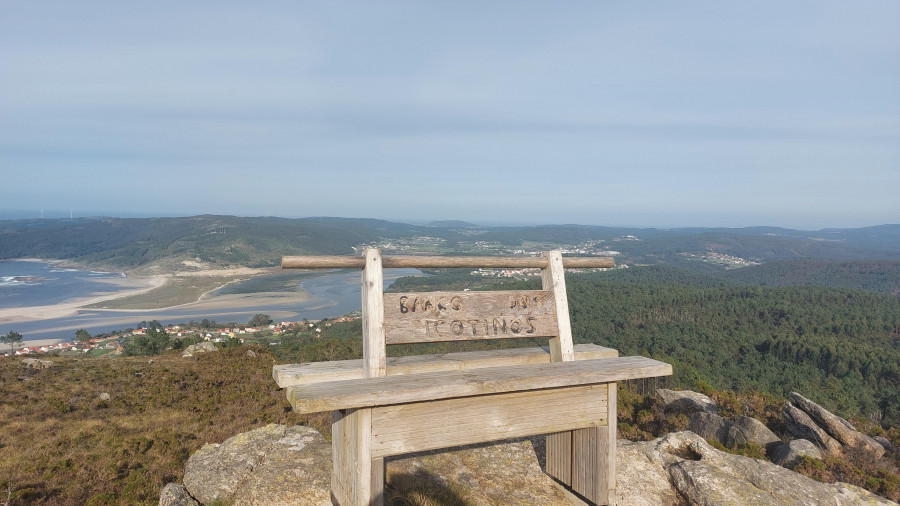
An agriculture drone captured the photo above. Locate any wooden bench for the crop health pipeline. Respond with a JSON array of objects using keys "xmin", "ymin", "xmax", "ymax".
[{"xmin": 274, "ymin": 249, "xmax": 672, "ymax": 506}]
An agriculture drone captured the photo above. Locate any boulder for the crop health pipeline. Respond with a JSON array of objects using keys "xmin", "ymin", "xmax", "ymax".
[
  {"xmin": 656, "ymin": 389, "xmax": 719, "ymax": 415},
  {"xmin": 770, "ymin": 439, "xmax": 823, "ymax": 468},
  {"xmin": 22, "ymin": 358, "xmax": 54, "ymax": 369},
  {"xmin": 727, "ymin": 415, "xmax": 781, "ymax": 449},
  {"xmin": 874, "ymin": 436, "xmax": 897, "ymax": 453},
  {"xmin": 789, "ymin": 392, "xmax": 885, "ymax": 458},
  {"xmin": 688, "ymin": 413, "xmax": 780, "ymax": 452},
  {"xmin": 783, "ymin": 401, "xmax": 843, "ymax": 455},
  {"xmin": 688, "ymin": 412, "xmax": 730, "ymax": 444},
  {"xmin": 98, "ymin": 392, "xmax": 111, "ymax": 401},
  {"xmin": 181, "ymin": 342, "xmax": 218, "ymax": 358},
  {"xmin": 182, "ymin": 424, "xmax": 330, "ymax": 505},
  {"xmin": 619, "ymin": 431, "xmax": 896, "ymax": 506},
  {"xmin": 158, "ymin": 483, "xmax": 199, "ymax": 506}
]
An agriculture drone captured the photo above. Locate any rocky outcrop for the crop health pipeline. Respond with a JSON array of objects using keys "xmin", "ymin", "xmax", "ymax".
[
  {"xmin": 688, "ymin": 412, "xmax": 730, "ymax": 444},
  {"xmin": 181, "ymin": 342, "xmax": 218, "ymax": 358},
  {"xmin": 22, "ymin": 358, "xmax": 54, "ymax": 369},
  {"xmin": 874, "ymin": 436, "xmax": 898, "ymax": 453},
  {"xmin": 688, "ymin": 412, "xmax": 781, "ymax": 451},
  {"xmin": 783, "ymin": 401, "xmax": 844, "ymax": 455},
  {"xmin": 728, "ymin": 415, "xmax": 781, "ymax": 449},
  {"xmin": 181, "ymin": 424, "xmax": 330, "ymax": 505},
  {"xmin": 789, "ymin": 392, "xmax": 885, "ymax": 458},
  {"xmin": 167, "ymin": 425, "xmax": 897, "ymax": 506},
  {"xmin": 618, "ymin": 431, "xmax": 896, "ymax": 506},
  {"xmin": 158, "ymin": 483, "xmax": 199, "ymax": 506},
  {"xmin": 656, "ymin": 388, "xmax": 719, "ymax": 415},
  {"xmin": 770, "ymin": 439, "xmax": 824, "ymax": 468}
]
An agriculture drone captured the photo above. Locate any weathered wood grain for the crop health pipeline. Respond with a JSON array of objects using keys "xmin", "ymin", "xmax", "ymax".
[
  {"xmin": 287, "ymin": 356, "xmax": 672, "ymax": 414},
  {"xmin": 282, "ymin": 254, "xmax": 616, "ymax": 269},
  {"xmin": 383, "ymin": 290, "xmax": 559, "ymax": 344},
  {"xmin": 370, "ymin": 384, "xmax": 608, "ymax": 458},
  {"xmin": 274, "ymin": 343, "xmax": 619, "ymax": 388},
  {"xmin": 542, "ymin": 250, "xmax": 574, "ymax": 362},
  {"xmin": 546, "ymin": 431, "xmax": 572, "ymax": 487},
  {"xmin": 361, "ymin": 249, "xmax": 386, "ymax": 378}
]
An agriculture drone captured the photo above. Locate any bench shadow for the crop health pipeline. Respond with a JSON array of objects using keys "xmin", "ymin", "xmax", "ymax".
[
  {"xmin": 385, "ymin": 467, "xmax": 469, "ymax": 505},
  {"xmin": 383, "ymin": 435, "xmax": 586, "ymax": 506}
]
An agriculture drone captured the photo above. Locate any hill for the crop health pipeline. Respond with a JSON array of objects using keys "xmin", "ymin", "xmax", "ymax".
[{"xmin": 1, "ymin": 215, "xmax": 898, "ymax": 276}]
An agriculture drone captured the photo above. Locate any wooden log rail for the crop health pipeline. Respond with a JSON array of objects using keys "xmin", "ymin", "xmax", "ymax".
[{"xmin": 282, "ymin": 254, "xmax": 615, "ymax": 270}]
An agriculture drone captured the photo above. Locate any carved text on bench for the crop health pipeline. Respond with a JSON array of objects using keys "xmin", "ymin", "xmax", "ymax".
[{"xmin": 383, "ymin": 290, "xmax": 561, "ymax": 344}]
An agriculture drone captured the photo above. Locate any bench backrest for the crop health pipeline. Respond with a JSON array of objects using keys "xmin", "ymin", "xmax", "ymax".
[{"xmin": 282, "ymin": 249, "xmax": 615, "ymax": 380}]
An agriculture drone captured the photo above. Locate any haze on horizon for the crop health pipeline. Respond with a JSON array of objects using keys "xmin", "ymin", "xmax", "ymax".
[{"xmin": 1, "ymin": 1, "xmax": 898, "ymax": 230}]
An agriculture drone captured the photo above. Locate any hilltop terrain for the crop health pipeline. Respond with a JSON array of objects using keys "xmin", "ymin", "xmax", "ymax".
[{"xmin": 1, "ymin": 216, "xmax": 898, "ymax": 277}]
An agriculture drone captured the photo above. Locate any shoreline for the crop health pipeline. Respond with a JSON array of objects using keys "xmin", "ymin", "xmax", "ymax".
[
  {"xmin": 0, "ymin": 262, "xmax": 315, "ymax": 337},
  {"xmin": 0, "ymin": 275, "xmax": 167, "ymax": 323}
]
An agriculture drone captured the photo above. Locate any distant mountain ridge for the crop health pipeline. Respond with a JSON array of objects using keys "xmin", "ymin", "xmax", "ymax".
[{"xmin": 0, "ymin": 215, "xmax": 897, "ymax": 276}]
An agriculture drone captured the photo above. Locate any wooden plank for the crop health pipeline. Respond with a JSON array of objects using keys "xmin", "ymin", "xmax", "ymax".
[
  {"xmin": 332, "ymin": 408, "xmax": 376, "ymax": 506},
  {"xmin": 383, "ymin": 290, "xmax": 559, "ymax": 344},
  {"xmin": 361, "ymin": 249, "xmax": 386, "ymax": 378},
  {"xmin": 370, "ymin": 384, "xmax": 607, "ymax": 458},
  {"xmin": 371, "ymin": 458, "xmax": 384, "ymax": 506},
  {"xmin": 356, "ymin": 408, "xmax": 373, "ymax": 505},
  {"xmin": 546, "ymin": 431, "xmax": 572, "ymax": 487},
  {"xmin": 605, "ymin": 382, "xmax": 617, "ymax": 504},
  {"xmin": 572, "ymin": 426, "xmax": 602, "ymax": 503},
  {"xmin": 331, "ymin": 409, "xmax": 353, "ymax": 506},
  {"xmin": 274, "ymin": 344, "xmax": 619, "ymax": 388},
  {"xmin": 542, "ymin": 250, "xmax": 574, "ymax": 362},
  {"xmin": 282, "ymin": 254, "xmax": 616, "ymax": 270},
  {"xmin": 287, "ymin": 356, "xmax": 672, "ymax": 413}
]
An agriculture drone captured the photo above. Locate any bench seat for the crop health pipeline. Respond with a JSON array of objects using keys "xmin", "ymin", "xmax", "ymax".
[
  {"xmin": 274, "ymin": 342, "xmax": 619, "ymax": 388},
  {"xmin": 287, "ymin": 355, "xmax": 671, "ymax": 413}
]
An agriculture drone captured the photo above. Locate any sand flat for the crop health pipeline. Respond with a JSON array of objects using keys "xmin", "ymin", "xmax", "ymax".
[{"xmin": 0, "ymin": 275, "xmax": 166, "ymax": 323}]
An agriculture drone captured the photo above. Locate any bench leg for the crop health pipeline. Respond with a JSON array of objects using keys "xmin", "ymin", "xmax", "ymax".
[
  {"xmin": 331, "ymin": 408, "xmax": 384, "ymax": 506},
  {"xmin": 546, "ymin": 383, "xmax": 617, "ymax": 505}
]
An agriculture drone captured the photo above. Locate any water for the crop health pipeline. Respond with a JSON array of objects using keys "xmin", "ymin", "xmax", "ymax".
[
  {"xmin": 0, "ymin": 260, "xmax": 127, "ymax": 308},
  {"xmin": 0, "ymin": 261, "xmax": 420, "ymax": 342}
]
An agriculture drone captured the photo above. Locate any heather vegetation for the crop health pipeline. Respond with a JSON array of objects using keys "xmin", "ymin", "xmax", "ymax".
[{"xmin": 0, "ymin": 348, "xmax": 315, "ymax": 505}]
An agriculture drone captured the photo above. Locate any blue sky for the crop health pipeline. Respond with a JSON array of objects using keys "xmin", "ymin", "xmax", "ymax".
[{"xmin": 1, "ymin": 1, "xmax": 898, "ymax": 229}]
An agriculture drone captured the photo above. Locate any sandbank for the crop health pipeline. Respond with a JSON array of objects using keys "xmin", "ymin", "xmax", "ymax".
[{"xmin": 0, "ymin": 275, "xmax": 166, "ymax": 324}]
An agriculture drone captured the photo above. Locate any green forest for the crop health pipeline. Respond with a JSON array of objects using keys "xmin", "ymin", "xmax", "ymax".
[{"xmin": 390, "ymin": 267, "xmax": 900, "ymax": 428}]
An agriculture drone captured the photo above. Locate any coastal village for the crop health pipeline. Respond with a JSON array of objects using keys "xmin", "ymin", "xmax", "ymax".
[{"xmin": 5, "ymin": 315, "xmax": 359, "ymax": 357}]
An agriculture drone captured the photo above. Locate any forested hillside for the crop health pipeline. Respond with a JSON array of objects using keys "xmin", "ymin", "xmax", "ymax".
[
  {"xmin": 1, "ymin": 216, "xmax": 897, "ymax": 274},
  {"xmin": 567, "ymin": 279, "xmax": 900, "ymax": 427},
  {"xmin": 393, "ymin": 268, "xmax": 900, "ymax": 428}
]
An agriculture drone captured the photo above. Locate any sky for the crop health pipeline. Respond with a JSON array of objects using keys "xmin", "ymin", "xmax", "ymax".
[{"xmin": 1, "ymin": 1, "xmax": 898, "ymax": 229}]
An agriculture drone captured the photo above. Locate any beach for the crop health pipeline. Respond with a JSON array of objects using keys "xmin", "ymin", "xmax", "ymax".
[
  {"xmin": 0, "ymin": 264, "xmax": 309, "ymax": 334},
  {"xmin": 0, "ymin": 275, "xmax": 167, "ymax": 324}
]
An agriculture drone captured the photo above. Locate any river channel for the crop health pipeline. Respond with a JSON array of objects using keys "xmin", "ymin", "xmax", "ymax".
[{"xmin": 0, "ymin": 261, "xmax": 421, "ymax": 342}]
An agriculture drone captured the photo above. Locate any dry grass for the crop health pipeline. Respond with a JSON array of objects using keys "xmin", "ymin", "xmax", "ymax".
[{"xmin": 0, "ymin": 348, "xmax": 308, "ymax": 505}]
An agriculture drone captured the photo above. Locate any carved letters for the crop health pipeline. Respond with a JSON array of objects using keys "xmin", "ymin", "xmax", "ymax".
[{"xmin": 383, "ymin": 291, "xmax": 559, "ymax": 344}]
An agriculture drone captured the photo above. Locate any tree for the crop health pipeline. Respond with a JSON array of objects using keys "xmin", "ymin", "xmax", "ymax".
[
  {"xmin": 75, "ymin": 329, "xmax": 91, "ymax": 347},
  {"xmin": 124, "ymin": 326, "xmax": 170, "ymax": 356},
  {"xmin": 248, "ymin": 314, "xmax": 273, "ymax": 327},
  {"xmin": 1, "ymin": 331, "xmax": 23, "ymax": 355}
]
